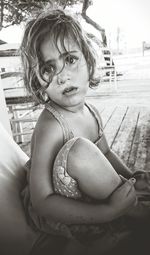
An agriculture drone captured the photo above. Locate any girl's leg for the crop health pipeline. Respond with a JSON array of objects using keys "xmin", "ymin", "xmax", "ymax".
[{"xmin": 67, "ymin": 137, "xmax": 122, "ymax": 200}]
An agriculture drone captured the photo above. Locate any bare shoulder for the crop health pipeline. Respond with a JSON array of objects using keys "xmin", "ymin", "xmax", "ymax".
[
  {"xmin": 31, "ymin": 107, "xmax": 64, "ymax": 160},
  {"xmin": 37, "ymin": 107, "xmax": 63, "ymax": 138}
]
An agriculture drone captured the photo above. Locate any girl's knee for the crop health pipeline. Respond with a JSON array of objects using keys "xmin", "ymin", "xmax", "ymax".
[
  {"xmin": 67, "ymin": 137, "xmax": 99, "ymax": 180},
  {"xmin": 69, "ymin": 137, "xmax": 100, "ymax": 162},
  {"xmin": 67, "ymin": 137, "xmax": 121, "ymax": 200}
]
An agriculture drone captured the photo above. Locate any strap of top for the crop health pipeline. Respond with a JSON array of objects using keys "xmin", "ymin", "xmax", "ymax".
[
  {"xmin": 45, "ymin": 102, "xmax": 103, "ymax": 144},
  {"xmin": 45, "ymin": 103, "xmax": 73, "ymax": 143},
  {"xmin": 85, "ymin": 103, "xmax": 103, "ymax": 139}
]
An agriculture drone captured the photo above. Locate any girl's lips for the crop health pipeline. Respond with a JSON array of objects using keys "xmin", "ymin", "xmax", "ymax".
[{"xmin": 63, "ymin": 86, "xmax": 78, "ymax": 95}]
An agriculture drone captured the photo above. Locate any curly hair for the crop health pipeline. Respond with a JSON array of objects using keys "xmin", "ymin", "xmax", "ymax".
[{"xmin": 20, "ymin": 9, "xmax": 100, "ymax": 104}]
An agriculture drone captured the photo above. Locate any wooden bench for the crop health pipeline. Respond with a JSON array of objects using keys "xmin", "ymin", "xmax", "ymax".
[{"xmin": 90, "ymin": 101, "xmax": 150, "ymax": 173}]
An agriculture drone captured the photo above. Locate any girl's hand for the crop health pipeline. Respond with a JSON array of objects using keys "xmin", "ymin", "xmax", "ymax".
[
  {"xmin": 109, "ymin": 176, "xmax": 137, "ymax": 218},
  {"xmin": 134, "ymin": 171, "xmax": 150, "ymax": 194}
]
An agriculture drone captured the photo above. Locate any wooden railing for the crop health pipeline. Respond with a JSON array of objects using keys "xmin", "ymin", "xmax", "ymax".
[
  {"xmin": 8, "ymin": 103, "xmax": 39, "ymax": 143},
  {"xmin": 1, "ymin": 70, "xmax": 42, "ymax": 143},
  {"xmin": 100, "ymin": 47, "xmax": 117, "ymax": 90}
]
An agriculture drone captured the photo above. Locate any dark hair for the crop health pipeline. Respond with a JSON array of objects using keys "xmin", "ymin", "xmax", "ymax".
[{"xmin": 20, "ymin": 9, "xmax": 100, "ymax": 104}]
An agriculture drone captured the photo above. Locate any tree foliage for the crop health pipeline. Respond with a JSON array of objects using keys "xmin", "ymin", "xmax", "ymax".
[
  {"xmin": 0, "ymin": 0, "xmax": 48, "ymax": 28},
  {"xmin": 0, "ymin": 0, "xmax": 106, "ymax": 45},
  {"xmin": 0, "ymin": 0, "xmax": 84, "ymax": 29}
]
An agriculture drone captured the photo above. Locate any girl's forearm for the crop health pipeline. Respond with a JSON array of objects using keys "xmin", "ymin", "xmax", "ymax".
[
  {"xmin": 33, "ymin": 194, "xmax": 116, "ymax": 225},
  {"xmin": 105, "ymin": 149, "xmax": 133, "ymax": 179}
]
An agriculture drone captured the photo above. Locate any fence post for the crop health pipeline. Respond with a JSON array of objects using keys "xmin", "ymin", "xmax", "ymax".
[
  {"xmin": 142, "ymin": 41, "xmax": 146, "ymax": 56},
  {"xmin": 0, "ymin": 74, "xmax": 12, "ymax": 135}
]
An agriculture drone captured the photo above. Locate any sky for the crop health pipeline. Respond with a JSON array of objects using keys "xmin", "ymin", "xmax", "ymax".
[
  {"xmin": 88, "ymin": 0, "xmax": 150, "ymax": 49},
  {"xmin": 0, "ymin": 0, "xmax": 150, "ymax": 51}
]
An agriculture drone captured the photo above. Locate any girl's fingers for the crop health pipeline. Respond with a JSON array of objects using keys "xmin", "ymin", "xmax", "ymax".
[
  {"xmin": 128, "ymin": 177, "xmax": 136, "ymax": 184},
  {"xmin": 118, "ymin": 177, "xmax": 136, "ymax": 196},
  {"xmin": 119, "ymin": 175, "xmax": 127, "ymax": 183},
  {"xmin": 126, "ymin": 179, "xmax": 136, "ymax": 196},
  {"xmin": 146, "ymin": 186, "xmax": 150, "ymax": 192},
  {"xmin": 134, "ymin": 196, "xmax": 138, "ymax": 206},
  {"xmin": 119, "ymin": 175, "xmax": 136, "ymax": 185}
]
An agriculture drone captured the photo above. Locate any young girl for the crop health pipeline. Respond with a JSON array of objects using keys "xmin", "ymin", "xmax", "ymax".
[{"xmin": 21, "ymin": 9, "xmax": 150, "ymax": 254}]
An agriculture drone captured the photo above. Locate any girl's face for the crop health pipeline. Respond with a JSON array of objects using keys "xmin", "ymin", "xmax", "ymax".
[{"xmin": 39, "ymin": 34, "xmax": 89, "ymax": 110}]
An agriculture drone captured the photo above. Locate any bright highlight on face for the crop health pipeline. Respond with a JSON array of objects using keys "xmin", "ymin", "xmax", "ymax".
[{"xmin": 39, "ymin": 34, "xmax": 87, "ymax": 87}]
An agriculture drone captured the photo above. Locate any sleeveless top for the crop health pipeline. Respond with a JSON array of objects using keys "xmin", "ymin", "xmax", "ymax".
[
  {"xmin": 45, "ymin": 102, "xmax": 104, "ymax": 200},
  {"xmin": 45, "ymin": 101, "xmax": 104, "ymax": 144},
  {"xmin": 21, "ymin": 102, "xmax": 130, "ymax": 245}
]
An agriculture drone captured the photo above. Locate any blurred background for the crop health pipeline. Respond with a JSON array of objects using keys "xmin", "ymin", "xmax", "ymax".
[
  {"xmin": 1, "ymin": 0, "xmax": 150, "ymax": 53},
  {"xmin": 0, "ymin": 0, "xmax": 150, "ymax": 148}
]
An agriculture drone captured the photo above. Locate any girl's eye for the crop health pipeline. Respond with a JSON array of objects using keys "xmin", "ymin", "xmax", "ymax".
[
  {"xmin": 65, "ymin": 55, "xmax": 78, "ymax": 65},
  {"xmin": 40, "ymin": 63, "xmax": 56, "ymax": 82},
  {"xmin": 43, "ymin": 64, "xmax": 55, "ymax": 74}
]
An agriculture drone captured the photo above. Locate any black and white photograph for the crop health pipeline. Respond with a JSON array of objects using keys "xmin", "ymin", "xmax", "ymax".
[{"xmin": 0, "ymin": 0, "xmax": 150, "ymax": 254}]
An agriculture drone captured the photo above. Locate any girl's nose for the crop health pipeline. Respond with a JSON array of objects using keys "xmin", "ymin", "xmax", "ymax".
[
  {"xmin": 57, "ymin": 76, "xmax": 65, "ymax": 85},
  {"xmin": 57, "ymin": 70, "xmax": 70, "ymax": 85}
]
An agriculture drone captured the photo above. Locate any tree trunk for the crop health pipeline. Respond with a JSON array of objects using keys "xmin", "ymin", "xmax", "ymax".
[
  {"xmin": 81, "ymin": 0, "xmax": 107, "ymax": 46},
  {"xmin": 0, "ymin": 0, "xmax": 4, "ymax": 30}
]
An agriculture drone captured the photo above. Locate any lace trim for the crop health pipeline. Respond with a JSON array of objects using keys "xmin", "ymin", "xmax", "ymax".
[
  {"xmin": 53, "ymin": 137, "xmax": 82, "ymax": 199},
  {"xmin": 45, "ymin": 102, "xmax": 73, "ymax": 143}
]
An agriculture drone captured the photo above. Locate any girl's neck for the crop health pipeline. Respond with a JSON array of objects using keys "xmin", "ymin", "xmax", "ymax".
[{"xmin": 49, "ymin": 100, "xmax": 85, "ymax": 115}]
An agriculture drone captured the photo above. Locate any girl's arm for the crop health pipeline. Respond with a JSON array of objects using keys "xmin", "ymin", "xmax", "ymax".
[
  {"xmin": 98, "ymin": 132, "xmax": 150, "ymax": 194},
  {"xmin": 29, "ymin": 110, "xmax": 136, "ymax": 225},
  {"xmin": 97, "ymin": 134, "xmax": 133, "ymax": 179},
  {"xmin": 36, "ymin": 179, "xmax": 136, "ymax": 225},
  {"xmin": 105, "ymin": 148, "xmax": 133, "ymax": 179}
]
